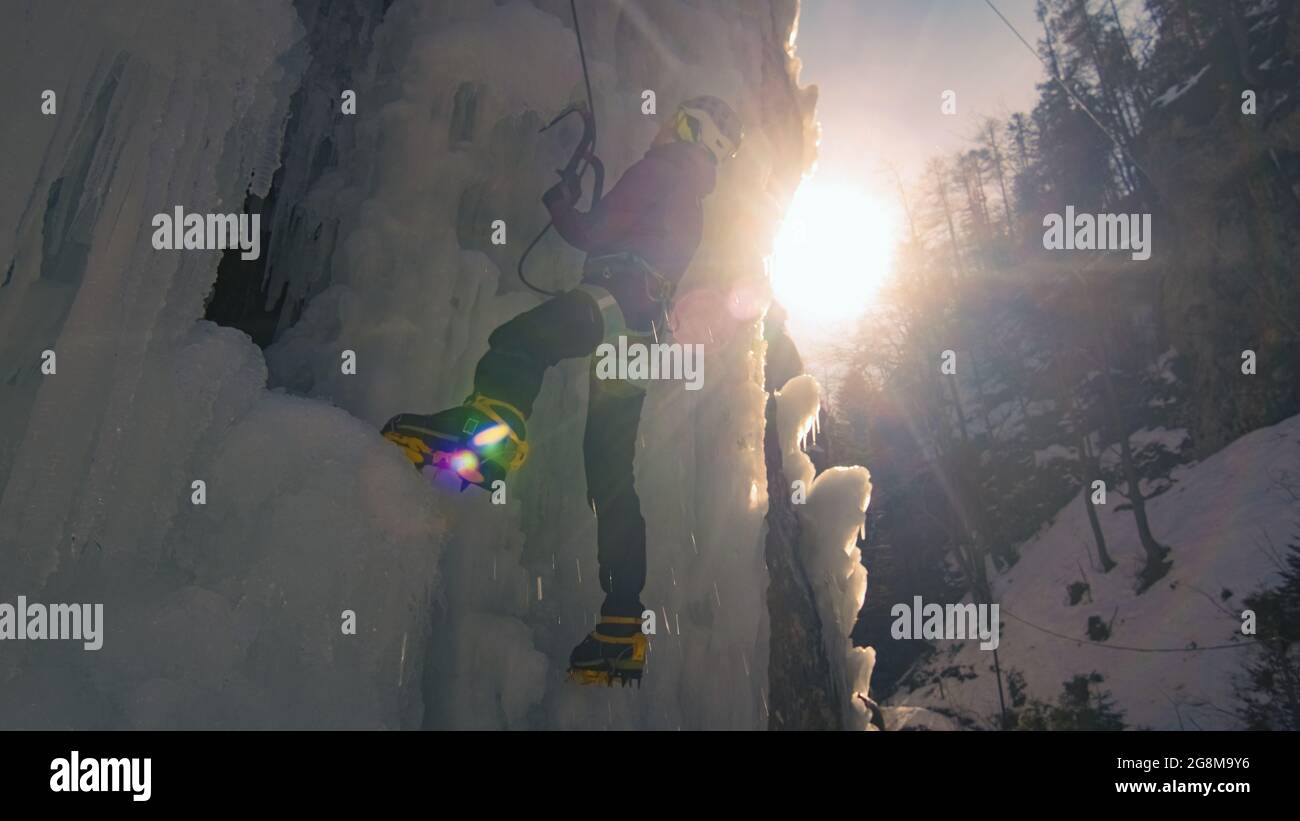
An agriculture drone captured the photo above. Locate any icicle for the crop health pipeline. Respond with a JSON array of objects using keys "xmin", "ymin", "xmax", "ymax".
[
  {"xmin": 662, "ymin": 606, "xmax": 671, "ymax": 635},
  {"xmin": 675, "ymin": 611, "xmax": 680, "ymax": 635},
  {"xmin": 576, "ymin": 558, "xmax": 582, "ymax": 584},
  {"xmin": 536, "ymin": 576, "xmax": 543, "ymax": 602}
]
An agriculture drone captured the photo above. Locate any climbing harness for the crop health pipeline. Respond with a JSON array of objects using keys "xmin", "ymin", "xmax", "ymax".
[
  {"xmin": 584, "ymin": 252, "xmax": 675, "ymax": 306},
  {"xmin": 517, "ymin": 0, "xmax": 604, "ymax": 297},
  {"xmin": 582, "ymin": 250, "xmax": 675, "ymax": 341}
]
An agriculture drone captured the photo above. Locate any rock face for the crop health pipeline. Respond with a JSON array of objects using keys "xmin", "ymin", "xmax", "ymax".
[
  {"xmin": 0, "ymin": 0, "xmax": 826, "ymax": 728},
  {"xmin": 762, "ymin": 311, "xmax": 882, "ymax": 731},
  {"xmin": 762, "ymin": 313, "xmax": 842, "ymax": 729},
  {"xmin": 763, "ymin": 397, "xmax": 845, "ymax": 730}
]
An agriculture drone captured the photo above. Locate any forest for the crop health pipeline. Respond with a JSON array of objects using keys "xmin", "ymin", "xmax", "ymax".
[{"xmin": 829, "ymin": 0, "xmax": 1300, "ymax": 727}]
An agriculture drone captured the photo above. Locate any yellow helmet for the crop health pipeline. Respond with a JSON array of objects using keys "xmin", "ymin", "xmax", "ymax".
[{"xmin": 673, "ymin": 96, "xmax": 743, "ymax": 162}]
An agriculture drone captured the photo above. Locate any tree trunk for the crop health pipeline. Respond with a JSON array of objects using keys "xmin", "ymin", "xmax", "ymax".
[
  {"xmin": 1079, "ymin": 434, "xmax": 1117, "ymax": 572},
  {"xmin": 933, "ymin": 162, "xmax": 966, "ymax": 278},
  {"xmin": 986, "ymin": 121, "xmax": 1016, "ymax": 241},
  {"xmin": 1096, "ymin": 325, "xmax": 1171, "ymax": 589}
]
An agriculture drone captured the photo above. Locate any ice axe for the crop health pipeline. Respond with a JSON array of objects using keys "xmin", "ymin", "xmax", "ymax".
[
  {"xmin": 517, "ymin": 100, "xmax": 605, "ymax": 297},
  {"xmin": 517, "ymin": 0, "xmax": 602, "ymax": 297},
  {"xmin": 538, "ymin": 100, "xmax": 605, "ymax": 210}
]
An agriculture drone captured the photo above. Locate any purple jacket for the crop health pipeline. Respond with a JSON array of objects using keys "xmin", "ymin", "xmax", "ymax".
[{"xmin": 546, "ymin": 140, "xmax": 717, "ymax": 286}]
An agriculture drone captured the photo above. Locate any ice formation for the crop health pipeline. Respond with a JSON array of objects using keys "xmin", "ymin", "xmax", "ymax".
[
  {"xmin": 0, "ymin": 0, "xmax": 835, "ymax": 729},
  {"xmin": 774, "ymin": 374, "xmax": 876, "ymax": 729}
]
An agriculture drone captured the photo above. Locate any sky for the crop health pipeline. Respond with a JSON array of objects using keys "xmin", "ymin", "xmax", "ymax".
[
  {"xmin": 775, "ymin": 1, "xmax": 1049, "ymax": 367},
  {"xmin": 794, "ymin": 0, "xmax": 1047, "ymax": 190}
]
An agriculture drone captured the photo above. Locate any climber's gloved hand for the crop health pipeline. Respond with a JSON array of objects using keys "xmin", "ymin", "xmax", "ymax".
[{"xmin": 542, "ymin": 172, "xmax": 582, "ymax": 209}]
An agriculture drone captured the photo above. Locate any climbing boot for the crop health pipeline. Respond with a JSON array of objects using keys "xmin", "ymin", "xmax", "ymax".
[
  {"xmin": 382, "ymin": 393, "xmax": 529, "ymax": 490},
  {"xmin": 566, "ymin": 616, "xmax": 647, "ymax": 688}
]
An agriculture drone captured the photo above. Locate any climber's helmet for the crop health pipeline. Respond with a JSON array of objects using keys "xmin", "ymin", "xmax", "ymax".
[{"xmin": 673, "ymin": 96, "xmax": 743, "ymax": 163}]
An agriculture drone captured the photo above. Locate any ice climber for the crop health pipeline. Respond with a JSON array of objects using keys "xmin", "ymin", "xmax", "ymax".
[{"xmin": 382, "ymin": 96, "xmax": 744, "ymax": 687}]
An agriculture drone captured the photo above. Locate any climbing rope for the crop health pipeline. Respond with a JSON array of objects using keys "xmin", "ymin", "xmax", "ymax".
[
  {"xmin": 572, "ymin": 0, "xmax": 596, "ymax": 139},
  {"xmin": 517, "ymin": 0, "xmax": 600, "ymax": 297}
]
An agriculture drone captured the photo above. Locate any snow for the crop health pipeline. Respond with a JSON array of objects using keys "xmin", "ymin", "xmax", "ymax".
[
  {"xmin": 882, "ymin": 705, "xmax": 960, "ymax": 731},
  {"xmin": 1033, "ymin": 444, "xmax": 1077, "ymax": 468},
  {"xmin": 1097, "ymin": 426, "xmax": 1189, "ymax": 471},
  {"xmin": 2, "ymin": 0, "xmax": 818, "ymax": 728},
  {"xmin": 1153, "ymin": 64, "xmax": 1211, "ymax": 109},
  {"xmin": 892, "ymin": 413, "xmax": 1300, "ymax": 730}
]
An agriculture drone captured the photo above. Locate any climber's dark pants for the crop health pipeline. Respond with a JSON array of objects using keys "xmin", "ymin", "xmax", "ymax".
[{"xmin": 472, "ymin": 288, "xmax": 647, "ymax": 618}]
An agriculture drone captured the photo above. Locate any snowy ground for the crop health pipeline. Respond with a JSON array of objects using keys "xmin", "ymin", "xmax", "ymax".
[{"xmin": 892, "ymin": 413, "xmax": 1300, "ymax": 730}]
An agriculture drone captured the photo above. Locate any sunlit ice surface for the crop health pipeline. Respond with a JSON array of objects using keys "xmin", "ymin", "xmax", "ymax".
[{"xmin": 769, "ymin": 178, "xmax": 902, "ymax": 338}]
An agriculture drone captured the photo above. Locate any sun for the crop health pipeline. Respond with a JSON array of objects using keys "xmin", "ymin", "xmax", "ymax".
[{"xmin": 769, "ymin": 178, "xmax": 902, "ymax": 327}]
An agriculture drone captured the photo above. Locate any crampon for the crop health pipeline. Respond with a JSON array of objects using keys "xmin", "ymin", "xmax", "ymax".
[{"xmin": 566, "ymin": 616, "xmax": 646, "ymax": 688}]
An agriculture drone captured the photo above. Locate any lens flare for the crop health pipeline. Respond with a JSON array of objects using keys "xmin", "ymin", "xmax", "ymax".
[
  {"xmin": 471, "ymin": 423, "xmax": 510, "ymax": 448},
  {"xmin": 769, "ymin": 178, "xmax": 901, "ymax": 325},
  {"xmin": 450, "ymin": 449, "xmax": 479, "ymax": 475}
]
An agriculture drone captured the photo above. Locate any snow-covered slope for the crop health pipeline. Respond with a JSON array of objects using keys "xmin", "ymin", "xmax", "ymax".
[{"xmin": 892, "ymin": 413, "xmax": 1300, "ymax": 730}]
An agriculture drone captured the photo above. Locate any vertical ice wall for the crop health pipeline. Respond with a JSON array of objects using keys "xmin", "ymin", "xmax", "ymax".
[
  {"xmin": 0, "ymin": 0, "xmax": 822, "ymax": 729},
  {"xmin": 0, "ymin": 1, "xmax": 441, "ymax": 728},
  {"xmin": 261, "ymin": 0, "xmax": 817, "ymax": 729}
]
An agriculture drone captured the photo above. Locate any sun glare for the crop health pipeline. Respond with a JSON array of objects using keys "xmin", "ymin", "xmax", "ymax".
[{"xmin": 769, "ymin": 179, "xmax": 901, "ymax": 326}]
